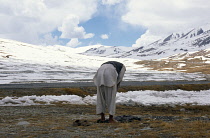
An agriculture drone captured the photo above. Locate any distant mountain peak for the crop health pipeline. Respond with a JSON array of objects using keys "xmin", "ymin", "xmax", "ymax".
[{"xmin": 81, "ymin": 24, "xmax": 210, "ymax": 60}]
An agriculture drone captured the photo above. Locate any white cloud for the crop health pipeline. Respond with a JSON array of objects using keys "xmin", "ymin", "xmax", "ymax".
[
  {"xmin": 122, "ymin": 0, "xmax": 210, "ymax": 47},
  {"xmin": 66, "ymin": 38, "xmax": 81, "ymax": 47},
  {"xmin": 1, "ymin": 0, "xmax": 210, "ymax": 47},
  {"xmin": 0, "ymin": 0, "xmax": 97, "ymax": 45},
  {"xmin": 132, "ymin": 30, "xmax": 162, "ymax": 47},
  {"xmin": 84, "ymin": 33, "xmax": 95, "ymax": 39},
  {"xmin": 58, "ymin": 15, "xmax": 94, "ymax": 39},
  {"xmin": 41, "ymin": 33, "xmax": 59, "ymax": 46},
  {"xmin": 101, "ymin": 34, "xmax": 109, "ymax": 39},
  {"xmin": 102, "ymin": 0, "xmax": 123, "ymax": 5}
]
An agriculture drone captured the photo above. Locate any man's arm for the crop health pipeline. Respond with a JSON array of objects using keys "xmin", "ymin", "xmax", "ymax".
[{"xmin": 117, "ymin": 65, "xmax": 126, "ymax": 84}]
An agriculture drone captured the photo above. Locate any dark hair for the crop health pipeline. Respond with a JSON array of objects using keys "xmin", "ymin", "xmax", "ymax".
[{"xmin": 102, "ymin": 61, "xmax": 123, "ymax": 74}]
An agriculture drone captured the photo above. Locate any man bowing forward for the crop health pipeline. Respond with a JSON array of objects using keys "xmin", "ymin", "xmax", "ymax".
[{"xmin": 93, "ymin": 61, "xmax": 126, "ymax": 123}]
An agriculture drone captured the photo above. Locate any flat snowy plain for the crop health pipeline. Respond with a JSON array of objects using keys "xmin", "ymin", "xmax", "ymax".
[{"xmin": 0, "ymin": 38, "xmax": 209, "ymax": 106}]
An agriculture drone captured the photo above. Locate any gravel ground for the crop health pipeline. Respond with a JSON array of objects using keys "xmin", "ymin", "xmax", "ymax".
[
  {"xmin": 0, "ymin": 105, "xmax": 99, "ymax": 138},
  {"xmin": 1, "ymin": 104, "xmax": 210, "ymax": 138}
]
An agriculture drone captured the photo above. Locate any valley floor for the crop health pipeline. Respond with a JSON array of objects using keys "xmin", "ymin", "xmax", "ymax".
[
  {"xmin": 0, "ymin": 82, "xmax": 210, "ymax": 137},
  {"xmin": 1, "ymin": 104, "xmax": 210, "ymax": 138}
]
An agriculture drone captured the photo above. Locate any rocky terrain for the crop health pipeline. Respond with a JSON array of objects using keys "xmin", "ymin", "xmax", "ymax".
[
  {"xmin": 135, "ymin": 48, "xmax": 210, "ymax": 76},
  {"xmin": 1, "ymin": 104, "xmax": 210, "ymax": 137}
]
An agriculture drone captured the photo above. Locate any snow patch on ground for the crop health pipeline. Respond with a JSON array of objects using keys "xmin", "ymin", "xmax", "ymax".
[{"xmin": 1, "ymin": 90, "xmax": 210, "ymax": 106}]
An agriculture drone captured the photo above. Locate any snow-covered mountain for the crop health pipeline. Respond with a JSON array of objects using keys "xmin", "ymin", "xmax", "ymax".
[
  {"xmin": 1, "ymin": 38, "xmax": 207, "ymax": 84},
  {"xmin": 81, "ymin": 24, "xmax": 210, "ymax": 60},
  {"xmin": 81, "ymin": 45, "xmax": 133, "ymax": 57},
  {"xmin": 164, "ymin": 47, "xmax": 210, "ymax": 63},
  {"xmin": 0, "ymin": 38, "xmax": 144, "ymax": 84}
]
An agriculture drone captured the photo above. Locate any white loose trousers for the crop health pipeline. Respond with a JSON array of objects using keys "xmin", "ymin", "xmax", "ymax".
[{"xmin": 96, "ymin": 85, "xmax": 117, "ymax": 115}]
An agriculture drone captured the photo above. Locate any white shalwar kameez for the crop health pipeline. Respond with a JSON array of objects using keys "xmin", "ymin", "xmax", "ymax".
[{"xmin": 93, "ymin": 64, "xmax": 126, "ymax": 115}]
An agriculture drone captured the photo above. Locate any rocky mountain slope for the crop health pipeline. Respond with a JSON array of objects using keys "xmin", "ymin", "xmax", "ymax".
[
  {"xmin": 135, "ymin": 48, "xmax": 210, "ymax": 76},
  {"xmin": 81, "ymin": 24, "xmax": 210, "ymax": 60}
]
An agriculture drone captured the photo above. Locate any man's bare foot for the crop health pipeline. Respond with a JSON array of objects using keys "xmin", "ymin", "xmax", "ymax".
[
  {"xmin": 100, "ymin": 113, "xmax": 105, "ymax": 121},
  {"xmin": 109, "ymin": 119, "xmax": 118, "ymax": 123},
  {"xmin": 109, "ymin": 115, "xmax": 118, "ymax": 123}
]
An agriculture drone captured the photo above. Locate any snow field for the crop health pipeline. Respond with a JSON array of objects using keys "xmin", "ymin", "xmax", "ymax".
[
  {"xmin": 1, "ymin": 89, "xmax": 210, "ymax": 106},
  {"xmin": 0, "ymin": 38, "xmax": 209, "ymax": 84}
]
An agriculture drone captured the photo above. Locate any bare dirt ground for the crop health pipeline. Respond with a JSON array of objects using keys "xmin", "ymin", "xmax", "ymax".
[
  {"xmin": 135, "ymin": 58, "xmax": 210, "ymax": 75},
  {"xmin": 1, "ymin": 104, "xmax": 210, "ymax": 138},
  {"xmin": 1, "ymin": 82, "xmax": 210, "ymax": 137}
]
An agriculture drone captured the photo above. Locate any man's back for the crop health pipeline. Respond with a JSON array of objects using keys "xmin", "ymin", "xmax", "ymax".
[{"xmin": 93, "ymin": 64, "xmax": 118, "ymax": 87}]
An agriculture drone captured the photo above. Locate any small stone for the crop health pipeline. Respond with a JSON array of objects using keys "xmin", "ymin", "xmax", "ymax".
[
  {"xmin": 17, "ymin": 121, "xmax": 30, "ymax": 126},
  {"xmin": 73, "ymin": 120, "xmax": 90, "ymax": 126},
  {"xmin": 180, "ymin": 108, "xmax": 185, "ymax": 112},
  {"xmin": 140, "ymin": 127, "xmax": 152, "ymax": 131}
]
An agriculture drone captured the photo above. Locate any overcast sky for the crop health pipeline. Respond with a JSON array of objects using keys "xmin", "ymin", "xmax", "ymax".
[{"xmin": 0, "ymin": 0, "xmax": 210, "ymax": 47}]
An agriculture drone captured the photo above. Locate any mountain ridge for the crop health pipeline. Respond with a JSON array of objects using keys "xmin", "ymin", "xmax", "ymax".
[
  {"xmin": 81, "ymin": 24, "xmax": 210, "ymax": 60},
  {"xmin": 1, "ymin": 24, "xmax": 210, "ymax": 61}
]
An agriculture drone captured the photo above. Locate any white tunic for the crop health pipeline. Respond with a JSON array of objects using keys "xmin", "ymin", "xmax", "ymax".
[
  {"xmin": 93, "ymin": 64, "xmax": 126, "ymax": 87},
  {"xmin": 93, "ymin": 64, "xmax": 126, "ymax": 115}
]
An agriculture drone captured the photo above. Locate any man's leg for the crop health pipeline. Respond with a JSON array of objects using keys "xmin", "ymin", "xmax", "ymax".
[
  {"xmin": 104, "ymin": 85, "xmax": 117, "ymax": 123},
  {"xmin": 96, "ymin": 86, "xmax": 106, "ymax": 120}
]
